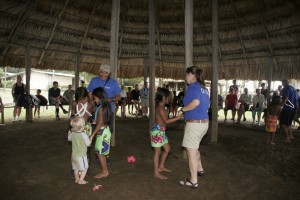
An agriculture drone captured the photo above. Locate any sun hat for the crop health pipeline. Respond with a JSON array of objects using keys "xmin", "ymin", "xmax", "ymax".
[{"xmin": 99, "ymin": 64, "xmax": 111, "ymax": 73}]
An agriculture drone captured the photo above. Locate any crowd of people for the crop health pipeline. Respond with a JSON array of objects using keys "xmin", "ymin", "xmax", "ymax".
[
  {"xmin": 111, "ymin": 82, "xmax": 185, "ymax": 119},
  {"xmin": 65, "ymin": 64, "xmax": 210, "ymax": 188},
  {"xmin": 2, "ymin": 65, "xmax": 299, "ymax": 188},
  {"xmin": 222, "ymin": 79, "xmax": 300, "ymax": 144}
]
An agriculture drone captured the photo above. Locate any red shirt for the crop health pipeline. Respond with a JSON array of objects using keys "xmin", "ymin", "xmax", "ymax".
[{"xmin": 226, "ymin": 94, "xmax": 237, "ymax": 107}]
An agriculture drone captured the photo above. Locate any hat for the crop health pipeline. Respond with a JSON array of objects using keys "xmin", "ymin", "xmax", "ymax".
[{"xmin": 99, "ymin": 64, "xmax": 111, "ymax": 73}]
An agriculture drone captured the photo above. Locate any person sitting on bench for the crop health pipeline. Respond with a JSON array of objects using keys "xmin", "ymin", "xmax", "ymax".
[{"xmin": 48, "ymin": 81, "xmax": 68, "ymax": 120}]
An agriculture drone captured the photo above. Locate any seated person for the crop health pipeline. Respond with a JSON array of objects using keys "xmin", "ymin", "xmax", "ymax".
[
  {"xmin": 31, "ymin": 89, "xmax": 48, "ymax": 118},
  {"xmin": 236, "ymin": 88, "xmax": 252, "ymax": 124},
  {"xmin": 224, "ymin": 88, "xmax": 237, "ymax": 122},
  {"xmin": 63, "ymin": 84, "xmax": 75, "ymax": 116},
  {"xmin": 251, "ymin": 88, "xmax": 265, "ymax": 126},
  {"xmin": 48, "ymin": 81, "xmax": 68, "ymax": 120}
]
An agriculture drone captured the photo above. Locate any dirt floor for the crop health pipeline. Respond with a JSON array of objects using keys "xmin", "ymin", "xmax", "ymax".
[{"xmin": 0, "ymin": 116, "xmax": 299, "ymax": 200}]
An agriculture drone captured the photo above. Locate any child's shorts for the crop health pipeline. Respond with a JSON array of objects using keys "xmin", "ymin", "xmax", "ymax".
[
  {"xmin": 95, "ymin": 126, "xmax": 111, "ymax": 156},
  {"xmin": 71, "ymin": 155, "xmax": 89, "ymax": 171}
]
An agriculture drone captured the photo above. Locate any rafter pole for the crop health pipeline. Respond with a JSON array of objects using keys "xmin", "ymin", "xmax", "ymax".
[
  {"xmin": 231, "ymin": 0, "xmax": 250, "ymax": 71},
  {"xmin": 38, "ymin": 0, "xmax": 70, "ymax": 65},
  {"xmin": 80, "ymin": 0, "xmax": 98, "ymax": 53}
]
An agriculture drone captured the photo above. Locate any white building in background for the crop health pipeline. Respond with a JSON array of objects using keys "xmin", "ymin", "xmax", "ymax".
[{"xmin": 2, "ymin": 69, "xmax": 82, "ymax": 90}]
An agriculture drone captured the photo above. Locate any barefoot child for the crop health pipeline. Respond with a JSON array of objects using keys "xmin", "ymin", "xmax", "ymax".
[
  {"xmin": 265, "ymin": 96, "xmax": 281, "ymax": 145},
  {"xmin": 33, "ymin": 89, "xmax": 41, "ymax": 118},
  {"xmin": 68, "ymin": 116, "xmax": 92, "ymax": 184},
  {"xmin": 89, "ymin": 87, "xmax": 111, "ymax": 179},
  {"xmin": 151, "ymin": 88, "xmax": 181, "ymax": 180}
]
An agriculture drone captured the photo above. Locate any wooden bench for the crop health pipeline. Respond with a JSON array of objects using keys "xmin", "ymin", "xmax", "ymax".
[
  {"xmin": 0, "ymin": 104, "xmax": 58, "ymax": 124},
  {"xmin": 1, "ymin": 105, "xmax": 14, "ymax": 124}
]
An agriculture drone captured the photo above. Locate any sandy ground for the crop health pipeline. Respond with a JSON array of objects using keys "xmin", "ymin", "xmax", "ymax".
[{"xmin": 0, "ymin": 115, "xmax": 299, "ymax": 200}]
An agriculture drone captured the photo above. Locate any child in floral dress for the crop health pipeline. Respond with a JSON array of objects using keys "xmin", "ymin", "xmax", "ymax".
[
  {"xmin": 151, "ymin": 88, "xmax": 181, "ymax": 180},
  {"xmin": 265, "ymin": 96, "xmax": 281, "ymax": 145}
]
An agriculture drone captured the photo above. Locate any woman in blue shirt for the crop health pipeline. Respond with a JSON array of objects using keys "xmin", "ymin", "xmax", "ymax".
[{"xmin": 178, "ymin": 66, "xmax": 210, "ymax": 189}]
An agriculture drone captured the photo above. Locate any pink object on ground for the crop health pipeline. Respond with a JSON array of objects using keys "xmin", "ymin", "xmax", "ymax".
[
  {"xmin": 92, "ymin": 185, "xmax": 102, "ymax": 192},
  {"xmin": 127, "ymin": 155, "xmax": 136, "ymax": 163}
]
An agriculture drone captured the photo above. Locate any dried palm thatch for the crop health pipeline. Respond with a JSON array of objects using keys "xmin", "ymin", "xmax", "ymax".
[{"xmin": 0, "ymin": 0, "xmax": 299, "ymax": 80}]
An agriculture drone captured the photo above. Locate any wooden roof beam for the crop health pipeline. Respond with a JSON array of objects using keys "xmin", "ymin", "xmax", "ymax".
[
  {"xmin": 231, "ymin": 0, "xmax": 250, "ymax": 71},
  {"xmin": 38, "ymin": 0, "xmax": 70, "ymax": 65}
]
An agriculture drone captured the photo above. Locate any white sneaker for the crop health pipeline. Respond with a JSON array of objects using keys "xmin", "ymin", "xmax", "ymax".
[
  {"xmin": 17, "ymin": 116, "xmax": 21, "ymax": 121},
  {"xmin": 12, "ymin": 117, "xmax": 16, "ymax": 122}
]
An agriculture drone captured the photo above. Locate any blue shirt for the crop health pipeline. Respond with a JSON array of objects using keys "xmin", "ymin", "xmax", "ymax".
[
  {"xmin": 87, "ymin": 77, "xmax": 121, "ymax": 112},
  {"xmin": 183, "ymin": 82, "xmax": 210, "ymax": 120}
]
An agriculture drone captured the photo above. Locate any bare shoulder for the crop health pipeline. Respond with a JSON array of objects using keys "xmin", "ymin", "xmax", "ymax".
[{"xmin": 88, "ymin": 100, "xmax": 95, "ymax": 107}]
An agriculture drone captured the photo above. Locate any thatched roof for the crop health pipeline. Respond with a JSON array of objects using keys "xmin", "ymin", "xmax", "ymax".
[{"xmin": 0, "ymin": 0, "xmax": 299, "ymax": 80}]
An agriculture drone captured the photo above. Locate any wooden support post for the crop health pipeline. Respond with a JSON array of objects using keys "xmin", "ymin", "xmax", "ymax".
[
  {"xmin": 109, "ymin": 0, "xmax": 120, "ymax": 147},
  {"xmin": 211, "ymin": 0, "xmax": 219, "ymax": 143},
  {"xmin": 25, "ymin": 45, "xmax": 33, "ymax": 122},
  {"xmin": 75, "ymin": 50, "xmax": 80, "ymax": 89},
  {"xmin": 185, "ymin": 0, "xmax": 193, "ymax": 68},
  {"xmin": 1, "ymin": 111, "xmax": 4, "ymax": 124},
  {"xmin": 267, "ymin": 56, "xmax": 273, "ymax": 106},
  {"xmin": 149, "ymin": 0, "xmax": 156, "ymax": 129},
  {"xmin": 183, "ymin": 0, "xmax": 194, "ymax": 159}
]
